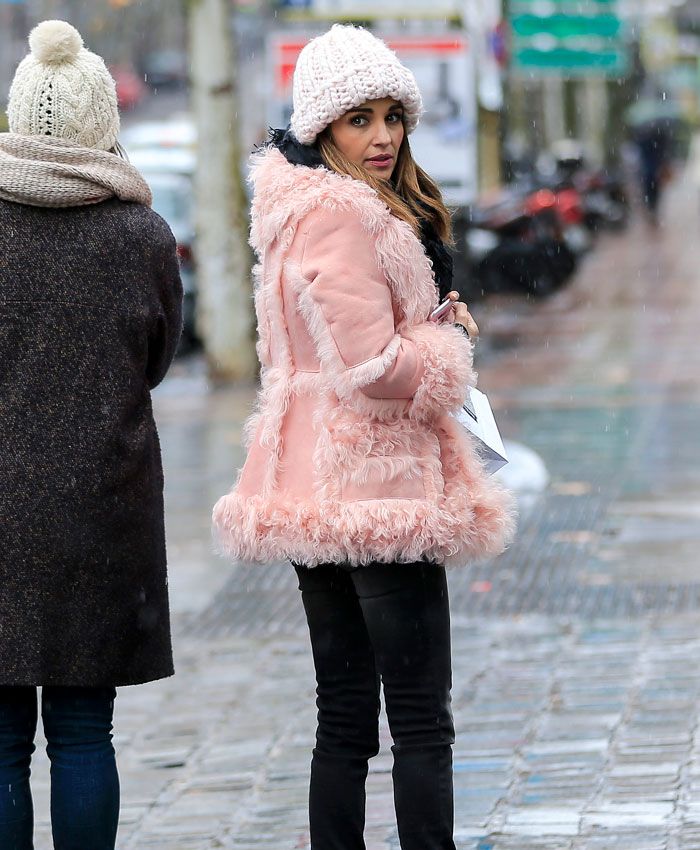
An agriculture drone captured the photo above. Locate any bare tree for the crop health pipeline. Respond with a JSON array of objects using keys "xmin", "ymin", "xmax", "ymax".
[{"xmin": 189, "ymin": 0, "xmax": 256, "ymax": 381}]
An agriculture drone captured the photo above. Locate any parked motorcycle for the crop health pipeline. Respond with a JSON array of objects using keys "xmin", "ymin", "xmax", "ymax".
[
  {"xmin": 548, "ymin": 141, "xmax": 630, "ymax": 232},
  {"xmin": 462, "ymin": 186, "xmax": 577, "ymax": 299},
  {"xmin": 527, "ymin": 185, "xmax": 591, "ymax": 259},
  {"xmin": 452, "ymin": 139, "xmax": 630, "ymax": 302}
]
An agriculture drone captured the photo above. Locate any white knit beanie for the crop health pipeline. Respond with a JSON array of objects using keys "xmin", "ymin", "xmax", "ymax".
[
  {"xmin": 7, "ymin": 20, "xmax": 120, "ymax": 151},
  {"xmin": 290, "ymin": 25, "xmax": 423, "ymax": 146}
]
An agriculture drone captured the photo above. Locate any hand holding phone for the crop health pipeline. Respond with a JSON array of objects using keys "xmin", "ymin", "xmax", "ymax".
[
  {"xmin": 429, "ymin": 291, "xmax": 480, "ymax": 339},
  {"xmin": 429, "ymin": 290, "xmax": 461, "ymax": 322},
  {"xmin": 429, "ymin": 296, "xmax": 455, "ymax": 322}
]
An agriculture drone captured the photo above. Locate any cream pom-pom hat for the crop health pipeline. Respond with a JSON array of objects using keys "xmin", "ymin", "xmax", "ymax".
[
  {"xmin": 290, "ymin": 25, "xmax": 423, "ymax": 146},
  {"xmin": 7, "ymin": 19, "xmax": 120, "ymax": 151}
]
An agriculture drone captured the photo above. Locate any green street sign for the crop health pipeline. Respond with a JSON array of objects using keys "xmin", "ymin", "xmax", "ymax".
[
  {"xmin": 511, "ymin": 0, "xmax": 617, "ymax": 6},
  {"xmin": 511, "ymin": 13, "xmax": 621, "ymax": 39},
  {"xmin": 513, "ymin": 45, "xmax": 627, "ymax": 76},
  {"xmin": 509, "ymin": 0, "xmax": 627, "ymax": 77}
]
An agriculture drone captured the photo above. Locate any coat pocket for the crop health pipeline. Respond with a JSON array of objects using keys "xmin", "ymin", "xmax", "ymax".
[
  {"xmin": 322, "ymin": 409, "xmax": 446, "ymax": 503},
  {"xmin": 340, "ymin": 455, "xmax": 426, "ymax": 502}
]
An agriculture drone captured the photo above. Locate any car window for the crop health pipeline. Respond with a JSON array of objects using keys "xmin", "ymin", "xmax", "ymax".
[{"xmin": 150, "ymin": 183, "xmax": 191, "ymax": 226}]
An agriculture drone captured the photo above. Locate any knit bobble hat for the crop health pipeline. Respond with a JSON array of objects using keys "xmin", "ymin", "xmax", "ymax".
[
  {"xmin": 290, "ymin": 25, "xmax": 423, "ymax": 146},
  {"xmin": 7, "ymin": 20, "xmax": 120, "ymax": 151}
]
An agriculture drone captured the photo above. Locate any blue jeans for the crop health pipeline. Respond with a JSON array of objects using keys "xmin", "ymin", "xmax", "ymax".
[{"xmin": 0, "ymin": 686, "xmax": 119, "ymax": 850}]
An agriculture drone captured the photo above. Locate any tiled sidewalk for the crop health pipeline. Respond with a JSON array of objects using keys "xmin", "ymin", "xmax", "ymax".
[
  {"xmin": 121, "ymin": 616, "xmax": 700, "ymax": 849},
  {"xmin": 31, "ymin": 616, "xmax": 700, "ymax": 849}
]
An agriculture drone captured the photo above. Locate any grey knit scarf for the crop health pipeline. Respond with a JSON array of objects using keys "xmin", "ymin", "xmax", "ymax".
[{"xmin": 0, "ymin": 134, "xmax": 152, "ymax": 208}]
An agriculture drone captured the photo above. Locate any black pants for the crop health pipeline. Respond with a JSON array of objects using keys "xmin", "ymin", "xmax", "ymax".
[{"xmin": 295, "ymin": 562, "xmax": 456, "ymax": 850}]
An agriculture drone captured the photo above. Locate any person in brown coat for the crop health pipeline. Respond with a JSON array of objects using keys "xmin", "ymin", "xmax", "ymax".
[{"xmin": 0, "ymin": 21, "xmax": 182, "ymax": 849}]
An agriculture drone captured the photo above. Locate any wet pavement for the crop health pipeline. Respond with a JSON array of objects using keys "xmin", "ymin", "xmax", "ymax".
[{"xmin": 31, "ymin": 175, "xmax": 700, "ymax": 848}]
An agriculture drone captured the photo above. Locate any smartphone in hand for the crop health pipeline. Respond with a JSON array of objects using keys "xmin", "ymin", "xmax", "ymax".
[{"xmin": 429, "ymin": 297, "xmax": 454, "ymax": 322}]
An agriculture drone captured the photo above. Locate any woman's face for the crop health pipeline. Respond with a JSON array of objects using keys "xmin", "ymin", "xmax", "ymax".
[{"xmin": 329, "ymin": 97, "xmax": 405, "ymax": 180}]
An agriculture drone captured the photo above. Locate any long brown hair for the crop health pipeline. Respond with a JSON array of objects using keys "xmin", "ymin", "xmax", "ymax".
[{"xmin": 317, "ymin": 129, "xmax": 453, "ymax": 244}]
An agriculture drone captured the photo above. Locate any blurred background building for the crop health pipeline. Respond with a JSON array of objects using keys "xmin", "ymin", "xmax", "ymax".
[{"xmin": 1, "ymin": 0, "xmax": 699, "ymax": 373}]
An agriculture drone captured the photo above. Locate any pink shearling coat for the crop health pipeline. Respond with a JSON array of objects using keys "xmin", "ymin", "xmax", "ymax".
[{"xmin": 213, "ymin": 148, "xmax": 514, "ymax": 566}]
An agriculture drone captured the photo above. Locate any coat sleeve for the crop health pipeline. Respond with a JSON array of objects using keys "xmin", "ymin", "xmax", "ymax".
[
  {"xmin": 298, "ymin": 208, "xmax": 475, "ymax": 419},
  {"xmin": 146, "ymin": 219, "xmax": 184, "ymax": 390}
]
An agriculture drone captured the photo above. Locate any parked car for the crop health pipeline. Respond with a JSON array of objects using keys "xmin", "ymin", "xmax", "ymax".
[
  {"xmin": 141, "ymin": 50, "xmax": 188, "ymax": 89},
  {"xmin": 122, "ymin": 119, "xmax": 199, "ymax": 349},
  {"xmin": 122, "ymin": 118, "xmax": 196, "ymax": 179},
  {"xmin": 109, "ymin": 64, "xmax": 147, "ymax": 111},
  {"xmin": 146, "ymin": 171, "xmax": 197, "ymax": 348},
  {"xmin": 120, "ymin": 118, "xmax": 196, "ymax": 155},
  {"xmin": 127, "ymin": 146, "xmax": 196, "ymax": 178}
]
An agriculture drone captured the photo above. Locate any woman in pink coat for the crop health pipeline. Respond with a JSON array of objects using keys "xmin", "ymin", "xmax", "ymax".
[{"xmin": 214, "ymin": 25, "xmax": 514, "ymax": 849}]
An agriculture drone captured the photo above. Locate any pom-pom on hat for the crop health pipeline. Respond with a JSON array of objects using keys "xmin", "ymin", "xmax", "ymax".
[
  {"xmin": 7, "ymin": 20, "xmax": 120, "ymax": 151},
  {"xmin": 290, "ymin": 25, "xmax": 423, "ymax": 146}
]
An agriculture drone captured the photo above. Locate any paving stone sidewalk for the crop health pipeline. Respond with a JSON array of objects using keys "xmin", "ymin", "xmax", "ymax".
[
  {"xmin": 31, "ymin": 616, "xmax": 700, "ymax": 849},
  {"xmin": 31, "ymin": 178, "xmax": 700, "ymax": 849}
]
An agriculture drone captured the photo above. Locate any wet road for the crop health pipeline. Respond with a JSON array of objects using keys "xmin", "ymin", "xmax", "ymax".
[{"xmin": 29, "ymin": 175, "xmax": 700, "ymax": 848}]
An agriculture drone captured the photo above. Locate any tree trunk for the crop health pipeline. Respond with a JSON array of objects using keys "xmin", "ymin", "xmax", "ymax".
[
  {"xmin": 189, "ymin": 0, "xmax": 256, "ymax": 381},
  {"xmin": 0, "ymin": 4, "xmax": 14, "ymax": 107}
]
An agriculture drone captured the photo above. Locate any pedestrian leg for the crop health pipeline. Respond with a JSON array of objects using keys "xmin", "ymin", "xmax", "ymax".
[
  {"xmin": 295, "ymin": 564, "xmax": 381, "ymax": 850},
  {"xmin": 0, "ymin": 686, "xmax": 37, "ymax": 850},
  {"xmin": 42, "ymin": 686, "xmax": 119, "ymax": 850},
  {"xmin": 352, "ymin": 563, "xmax": 457, "ymax": 850},
  {"xmin": 643, "ymin": 172, "xmax": 661, "ymax": 226}
]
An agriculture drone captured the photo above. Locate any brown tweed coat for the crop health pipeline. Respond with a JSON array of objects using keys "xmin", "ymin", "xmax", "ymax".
[{"xmin": 0, "ymin": 196, "xmax": 182, "ymax": 687}]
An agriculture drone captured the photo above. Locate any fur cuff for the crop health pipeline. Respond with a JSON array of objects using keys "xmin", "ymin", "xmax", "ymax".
[{"xmin": 405, "ymin": 322, "xmax": 476, "ymax": 420}]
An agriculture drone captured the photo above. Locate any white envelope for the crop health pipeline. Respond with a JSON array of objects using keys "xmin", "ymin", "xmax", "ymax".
[{"xmin": 453, "ymin": 387, "xmax": 508, "ymax": 475}]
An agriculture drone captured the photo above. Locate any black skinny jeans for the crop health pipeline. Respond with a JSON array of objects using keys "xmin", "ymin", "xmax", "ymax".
[{"xmin": 295, "ymin": 561, "xmax": 457, "ymax": 850}]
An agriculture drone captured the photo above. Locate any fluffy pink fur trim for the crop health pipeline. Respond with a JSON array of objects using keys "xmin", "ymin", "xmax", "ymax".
[
  {"xmin": 249, "ymin": 149, "xmax": 436, "ymax": 325},
  {"xmin": 435, "ymin": 415, "xmax": 517, "ymax": 565},
  {"xmin": 251, "ymin": 263, "xmax": 271, "ymax": 368},
  {"xmin": 258, "ymin": 374, "xmax": 292, "ymax": 496},
  {"xmin": 212, "ymin": 479, "xmax": 514, "ymax": 568},
  {"xmin": 404, "ymin": 322, "xmax": 476, "ymax": 420},
  {"xmin": 213, "ymin": 411, "xmax": 516, "ymax": 568}
]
